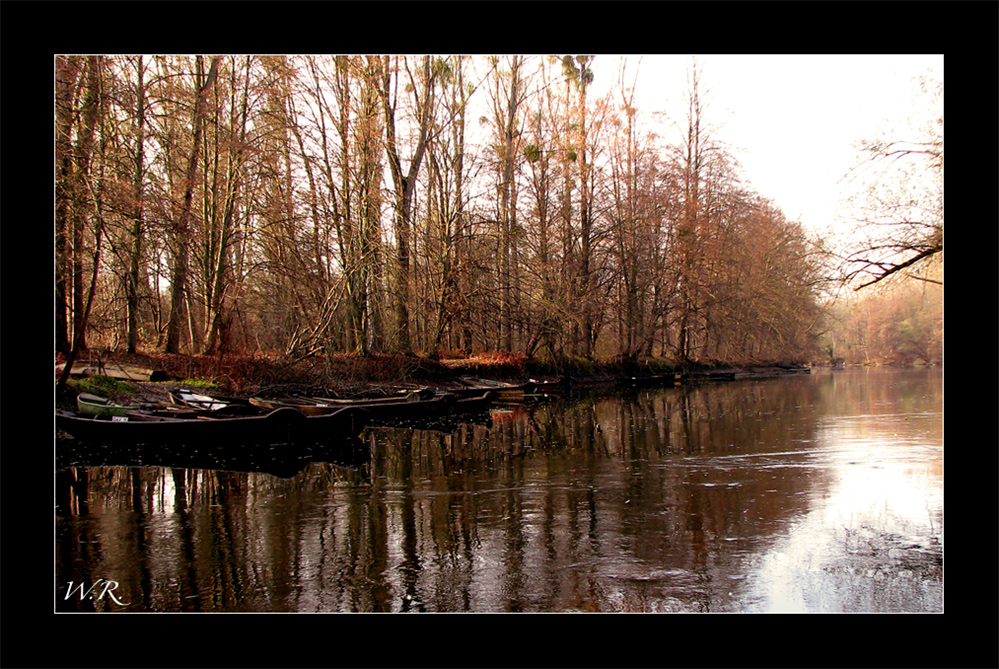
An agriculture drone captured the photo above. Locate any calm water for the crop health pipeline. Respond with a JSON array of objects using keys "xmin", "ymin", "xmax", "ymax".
[{"xmin": 55, "ymin": 368, "xmax": 943, "ymax": 613}]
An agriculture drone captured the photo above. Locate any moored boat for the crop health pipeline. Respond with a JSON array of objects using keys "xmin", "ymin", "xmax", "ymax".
[
  {"xmin": 76, "ymin": 393, "xmax": 137, "ymax": 417},
  {"xmin": 451, "ymin": 391, "xmax": 495, "ymax": 414},
  {"xmin": 617, "ymin": 373, "xmax": 683, "ymax": 388},
  {"xmin": 529, "ymin": 378, "xmax": 569, "ymax": 395},
  {"xmin": 250, "ymin": 392, "xmax": 461, "ymax": 423},
  {"xmin": 343, "ymin": 393, "xmax": 464, "ymax": 423},
  {"xmin": 457, "ymin": 377, "xmax": 537, "ymax": 402},
  {"xmin": 170, "ymin": 389, "xmax": 260, "ymax": 416},
  {"xmin": 249, "ymin": 396, "xmax": 357, "ymax": 416},
  {"xmin": 171, "ymin": 389, "xmax": 229, "ymax": 411},
  {"xmin": 56, "ymin": 405, "xmax": 368, "ymax": 446},
  {"xmin": 313, "ymin": 387, "xmax": 435, "ymax": 404}
]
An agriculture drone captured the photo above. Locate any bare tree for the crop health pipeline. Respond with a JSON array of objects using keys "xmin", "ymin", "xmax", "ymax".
[
  {"xmin": 52, "ymin": 54, "xmax": 830, "ymax": 366},
  {"xmin": 423, "ymin": 56, "xmax": 473, "ymax": 358},
  {"xmin": 485, "ymin": 55, "xmax": 528, "ymax": 352},
  {"xmin": 124, "ymin": 56, "xmax": 149, "ymax": 353},
  {"xmin": 561, "ymin": 55, "xmax": 600, "ymax": 358},
  {"xmin": 520, "ymin": 57, "xmax": 565, "ymax": 361},
  {"xmin": 165, "ymin": 55, "xmax": 220, "ymax": 354},
  {"xmin": 55, "ymin": 55, "xmax": 82, "ymax": 355},
  {"xmin": 376, "ymin": 55, "xmax": 441, "ymax": 354},
  {"xmin": 202, "ymin": 56, "xmax": 253, "ymax": 354},
  {"xmin": 838, "ymin": 72, "xmax": 943, "ymax": 290},
  {"xmin": 670, "ymin": 58, "xmax": 734, "ymax": 360},
  {"xmin": 56, "ymin": 56, "xmax": 105, "ymax": 388}
]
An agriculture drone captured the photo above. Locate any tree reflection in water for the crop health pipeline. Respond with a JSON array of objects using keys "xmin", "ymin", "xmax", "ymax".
[{"xmin": 55, "ymin": 369, "xmax": 942, "ymax": 612}]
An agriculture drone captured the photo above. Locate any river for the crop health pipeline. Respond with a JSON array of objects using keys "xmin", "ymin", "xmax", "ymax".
[{"xmin": 55, "ymin": 368, "xmax": 943, "ymax": 613}]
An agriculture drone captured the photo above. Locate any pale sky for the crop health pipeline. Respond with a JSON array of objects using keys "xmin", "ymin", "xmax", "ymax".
[{"xmin": 593, "ymin": 54, "xmax": 943, "ymax": 235}]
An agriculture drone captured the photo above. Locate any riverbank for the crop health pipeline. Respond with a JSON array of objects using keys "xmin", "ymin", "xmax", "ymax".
[{"xmin": 54, "ymin": 349, "xmax": 820, "ymax": 410}]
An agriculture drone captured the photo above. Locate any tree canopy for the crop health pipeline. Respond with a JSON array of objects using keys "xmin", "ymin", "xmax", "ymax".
[{"xmin": 56, "ymin": 55, "xmax": 831, "ymax": 368}]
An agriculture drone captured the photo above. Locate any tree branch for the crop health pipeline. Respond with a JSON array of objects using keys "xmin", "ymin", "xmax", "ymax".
[{"xmin": 852, "ymin": 245, "xmax": 942, "ymax": 290}]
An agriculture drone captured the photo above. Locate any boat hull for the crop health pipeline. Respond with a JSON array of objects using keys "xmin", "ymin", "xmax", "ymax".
[
  {"xmin": 457, "ymin": 377, "xmax": 537, "ymax": 402},
  {"xmin": 250, "ymin": 393, "xmax": 480, "ymax": 424},
  {"xmin": 451, "ymin": 392, "xmax": 495, "ymax": 414},
  {"xmin": 361, "ymin": 394, "xmax": 459, "ymax": 424},
  {"xmin": 56, "ymin": 406, "xmax": 368, "ymax": 446}
]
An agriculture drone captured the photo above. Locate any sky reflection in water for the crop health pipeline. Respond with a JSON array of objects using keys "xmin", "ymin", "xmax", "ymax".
[
  {"xmin": 740, "ymin": 377, "xmax": 943, "ymax": 612},
  {"xmin": 56, "ymin": 369, "xmax": 943, "ymax": 613}
]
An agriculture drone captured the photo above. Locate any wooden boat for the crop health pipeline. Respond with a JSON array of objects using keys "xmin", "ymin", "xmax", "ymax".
[
  {"xmin": 683, "ymin": 370, "xmax": 737, "ymax": 382},
  {"xmin": 76, "ymin": 393, "xmax": 137, "ymax": 417},
  {"xmin": 56, "ymin": 405, "xmax": 368, "ymax": 446},
  {"xmin": 171, "ymin": 389, "xmax": 228, "ymax": 411},
  {"xmin": 170, "ymin": 389, "xmax": 260, "ymax": 416},
  {"xmin": 299, "ymin": 387, "xmax": 435, "ymax": 408},
  {"xmin": 249, "ymin": 396, "xmax": 334, "ymax": 415},
  {"xmin": 451, "ymin": 391, "xmax": 495, "ymax": 414},
  {"xmin": 529, "ymin": 378, "xmax": 569, "ymax": 395},
  {"xmin": 323, "ymin": 387, "xmax": 436, "ymax": 402},
  {"xmin": 332, "ymin": 390, "xmax": 495, "ymax": 422},
  {"xmin": 617, "ymin": 373, "xmax": 683, "ymax": 387},
  {"xmin": 362, "ymin": 394, "xmax": 460, "ymax": 424},
  {"xmin": 249, "ymin": 396, "xmax": 354, "ymax": 416},
  {"xmin": 458, "ymin": 377, "xmax": 537, "ymax": 402},
  {"xmin": 250, "ymin": 393, "xmax": 460, "ymax": 423}
]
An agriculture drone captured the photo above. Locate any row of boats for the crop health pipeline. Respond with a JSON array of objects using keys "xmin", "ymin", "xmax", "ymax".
[
  {"xmin": 56, "ymin": 368, "xmax": 809, "ymax": 479},
  {"xmin": 56, "ymin": 377, "xmax": 567, "ymax": 447}
]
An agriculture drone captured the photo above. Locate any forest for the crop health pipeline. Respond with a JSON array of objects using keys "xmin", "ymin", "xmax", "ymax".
[{"xmin": 54, "ymin": 55, "xmax": 942, "ymax": 376}]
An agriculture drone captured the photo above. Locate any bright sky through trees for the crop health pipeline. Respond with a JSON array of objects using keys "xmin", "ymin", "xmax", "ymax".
[{"xmin": 593, "ymin": 54, "xmax": 944, "ymax": 234}]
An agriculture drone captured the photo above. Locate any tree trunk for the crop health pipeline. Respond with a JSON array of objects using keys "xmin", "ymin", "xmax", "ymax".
[
  {"xmin": 166, "ymin": 56, "xmax": 219, "ymax": 354},
  {"xmin": 55, "ymin": 56, "xmax": 81, "ymax": 356},
  {"xmin": 378, "ymin": 55, "xmax": 436, "ymax": 355},
  {"xmin": 71, "ymin": 56, "xmax": 103, "ymax": 353},
  {"xmin": 126, "ymin": 56, "xmax": 146, "ymax": 353},
  {"xmin": 493, "ymin": 55, "xmax": 524, "ymax": 352}
]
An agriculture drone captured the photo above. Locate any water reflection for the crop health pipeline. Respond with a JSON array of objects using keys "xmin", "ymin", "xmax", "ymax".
[
  {"xmin": 739, "ymin": 370, "xmax": 943, "ymax": 612},
  {"xmin": 55, "ymin": 369, "xmax": 942, "ymax": 612}
]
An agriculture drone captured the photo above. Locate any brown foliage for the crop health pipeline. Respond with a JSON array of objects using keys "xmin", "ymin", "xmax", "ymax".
[{"xmin": 54, "ymin": 55, "xmax": 827, "ymax": 372}]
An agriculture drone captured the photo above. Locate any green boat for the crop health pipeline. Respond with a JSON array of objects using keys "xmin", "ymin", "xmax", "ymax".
[{"xmin": 76, "ymin": 393, "xmax": 136, "ymax": 417}]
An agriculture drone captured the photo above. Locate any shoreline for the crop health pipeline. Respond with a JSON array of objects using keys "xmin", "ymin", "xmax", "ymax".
[{"xmin": 55, "ymin": 350, "xmax": 937, "ymax": 410}]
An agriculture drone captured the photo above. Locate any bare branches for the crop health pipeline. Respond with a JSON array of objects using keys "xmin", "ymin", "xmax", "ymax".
[
  {"xmin": 845, "ymin": 243, "xmax": 943, "ymax": 290},
  {"xmin": 55, "ymin": 54, "xmax": 832, "ymax": 366},
  {"xmin": 837, "ymin": 71, "xmax": 943, "ymax": 292}
]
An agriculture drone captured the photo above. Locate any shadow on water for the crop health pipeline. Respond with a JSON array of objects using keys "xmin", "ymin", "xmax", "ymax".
[{"xmin": 54, "ymin": 368, "xmax": 942, "ymax": 613}]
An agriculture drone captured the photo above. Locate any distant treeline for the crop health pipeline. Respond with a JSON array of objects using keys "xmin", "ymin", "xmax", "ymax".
[
  {"xmin": 821, "ymin": 273, "xmax": 942, "ymax": 367},
  {"xmin": 57, "ymin": 55, "xmax": 827, "ymax": 366}
]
